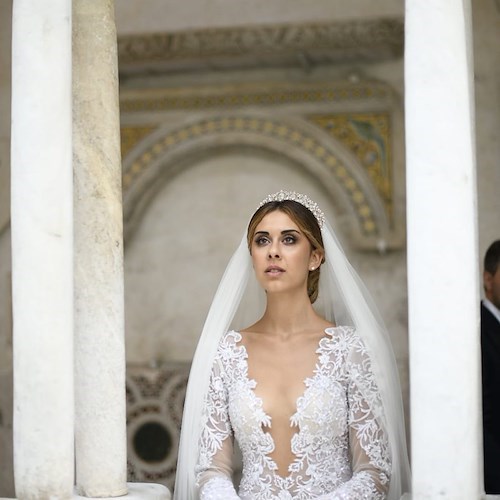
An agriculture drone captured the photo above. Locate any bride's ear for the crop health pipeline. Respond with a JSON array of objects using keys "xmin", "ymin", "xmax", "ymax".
[{"xmin": 309, "ymin": 249, "xmax": 323, "ymax": 269}]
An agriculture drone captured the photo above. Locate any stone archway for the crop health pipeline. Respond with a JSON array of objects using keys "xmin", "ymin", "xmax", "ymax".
[{"xmin": 121, "ymin": 111, "xmax": 392, "ymax": 249}]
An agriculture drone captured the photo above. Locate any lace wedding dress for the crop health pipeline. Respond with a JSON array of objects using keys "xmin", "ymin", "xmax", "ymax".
[{"xmin": 195, "ymin": 326, "xmax": 391, "ymax": 500}]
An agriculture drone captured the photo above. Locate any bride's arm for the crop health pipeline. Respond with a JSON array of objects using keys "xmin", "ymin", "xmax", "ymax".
[
  {"xmin": 317, "ymin": 335, "xmax": 392, "ymax": 500},
  {"xmin": 195, "ymin": 354, "xmax": 240, "ymax": 500}
]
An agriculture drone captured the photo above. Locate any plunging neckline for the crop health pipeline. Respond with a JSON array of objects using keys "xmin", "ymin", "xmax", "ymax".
[{"xmin": 234, "ymin": 327, "xmax": 338, "ymax": 480}]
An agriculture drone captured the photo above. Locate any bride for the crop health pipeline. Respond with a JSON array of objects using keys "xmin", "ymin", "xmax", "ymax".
[{"xmin": 174, "ymin": 191, "xmax": 411, "ymax": 499}]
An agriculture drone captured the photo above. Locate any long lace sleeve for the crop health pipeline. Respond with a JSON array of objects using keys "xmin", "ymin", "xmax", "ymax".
[
  {"xmin": 318, "ymin": 335, "xmax": 392, "ymax": 500},
  {"xmin": 195, "ymin": 351, "xmax": 240, "ymax": 500}
]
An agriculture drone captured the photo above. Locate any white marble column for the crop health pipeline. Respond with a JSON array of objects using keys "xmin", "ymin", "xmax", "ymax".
[
  {"xmin": 405, "ymin": 1, "xmax": 482, "ymax": 499},
  {"xmin": 73, "ymin": 0, "xmax": 127, "ymax": 496},
  {"xmin": 11, "ymin": 1, "xmax": 74, "ymax": 498}
]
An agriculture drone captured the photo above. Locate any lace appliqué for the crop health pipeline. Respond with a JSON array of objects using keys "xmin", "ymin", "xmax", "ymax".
[
  {"xmin": 200, "ymin": 476, "xmax": 240, "ymax": 499},
  {"xmin": 196, "ymin": 327, "xmax": 391, "ymax": 500}
]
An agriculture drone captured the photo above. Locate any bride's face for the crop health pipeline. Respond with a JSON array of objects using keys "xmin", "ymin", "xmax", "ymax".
[{"xmin": 250, "ymin": 210, "xmax": 321, "ymax": 297}]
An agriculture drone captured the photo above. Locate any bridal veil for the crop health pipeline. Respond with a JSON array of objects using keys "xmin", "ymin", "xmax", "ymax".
[{"xmin": 174, "ymin": 191, "xmax": 411, "ymax": 500}]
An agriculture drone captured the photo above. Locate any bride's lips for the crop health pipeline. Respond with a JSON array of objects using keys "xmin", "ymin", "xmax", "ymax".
[{"xmin": 265, "ymin": 265, "xmax": 285, "ymax": 275}]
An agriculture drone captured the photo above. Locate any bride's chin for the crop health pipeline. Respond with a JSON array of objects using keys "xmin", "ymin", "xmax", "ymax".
[{"xmin": 263, "ymin": 285, "xmax": 292, "ymax": 297}]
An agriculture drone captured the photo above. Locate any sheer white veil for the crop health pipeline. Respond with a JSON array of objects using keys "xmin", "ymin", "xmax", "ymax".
[
  {"xmin": 174, "ymin": 194, "xmax": 411, "ymax": 500},
  {"xmin": 317, "ymin": 221, "xmax": 411, "ymax": 499}
]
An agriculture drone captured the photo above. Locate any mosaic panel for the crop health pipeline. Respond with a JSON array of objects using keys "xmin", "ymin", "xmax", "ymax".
[
  {"xmin": 309, "ymin": 113, "xmax": 393, "ymax": 221},
  {"xmin": 120, "ymin": 81, "xmax": 392, "ymax": 113},
  {"xmin": 121, "ymin": 126, "xmax": 157, "ymax": 159}
]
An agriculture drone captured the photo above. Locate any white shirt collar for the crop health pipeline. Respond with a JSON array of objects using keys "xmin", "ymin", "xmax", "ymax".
[{"xmin": 483, "ymin": 298, "xmax": 500, "ymax": 325}]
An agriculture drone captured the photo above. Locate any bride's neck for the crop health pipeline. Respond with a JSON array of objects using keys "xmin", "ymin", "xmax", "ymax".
[{"xmin": 260, "ymin": 292, "xmax": 318, "ymax": 336}]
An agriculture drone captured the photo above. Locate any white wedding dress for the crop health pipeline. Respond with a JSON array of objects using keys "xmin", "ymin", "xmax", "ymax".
[{"xmin": 195, "ymin": 326, "xmax": 392, "ymax": 500}]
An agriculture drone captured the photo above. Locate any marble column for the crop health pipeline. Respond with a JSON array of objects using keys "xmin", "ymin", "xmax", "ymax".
[
  {"xmin": 11, "ymin": 1, "xmax": 74, "ymax": 498},
  {"xmin": 73, "ymin": 0, "xmax": 127, "ymax": 496},
  {"xmin": 405, "ymin": 1, "xmax": 482, "ymax": 499}
]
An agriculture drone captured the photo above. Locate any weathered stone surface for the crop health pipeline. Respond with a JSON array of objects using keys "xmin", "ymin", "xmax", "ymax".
[{"xmin": 73, "ymin": 0, "xmax": 127, "ymax": 496}]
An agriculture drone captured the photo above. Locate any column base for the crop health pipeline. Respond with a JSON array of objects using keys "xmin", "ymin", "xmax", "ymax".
[
  {"xmin": 0, "ymin": 482, "xmax": 171, "ymax": 500},
  {"xmin": 74, "ymin": 483, "xmax": 171, "ymax": 500}
]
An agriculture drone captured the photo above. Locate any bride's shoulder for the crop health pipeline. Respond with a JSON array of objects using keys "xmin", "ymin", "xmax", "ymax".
[
  {"xmin": 222, "ymin": 329, "xmax": 241, "ymax": 343},
  {"xmin": 326, "ymin": 324, "xmax": 356, "ymax": 337},
  {"xmin": 215, "ymin": 330, "xmax": 242, "ymax": 352},
  {"xmin": 330, "ymin": 326, "xmax": 376, "ymax": 362},
  {"xmin": 325, "ymin": 325, "xmax": 360, "ymax": 349},
  {"xmin": 213, "ymin": 331, "xmax": 247, "ymax": 372}
]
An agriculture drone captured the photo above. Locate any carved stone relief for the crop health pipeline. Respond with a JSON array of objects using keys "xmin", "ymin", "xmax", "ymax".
[
  {"xmin": 118, "ymin": 19, "xmax": 403, "ymax": 74},
  {"xmin": 126, "ymin": 363, "xmax": 189, "ymax": 492}
]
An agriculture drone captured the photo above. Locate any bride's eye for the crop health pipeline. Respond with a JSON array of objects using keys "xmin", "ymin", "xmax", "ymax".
[
  {"xmin": 255, "ymin": 236, "xmax": 269, "ymax": 246},
  {"xmin": 283, "ymin": 235, "xmax": 296, "ymax": 244}
]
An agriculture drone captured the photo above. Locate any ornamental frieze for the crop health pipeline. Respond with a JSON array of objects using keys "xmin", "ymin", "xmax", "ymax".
[
  {"xmin": 118, "ymin": 18, "xmax": 403, "ymax": 73},
  {"xmin": 120, "ymin": 80, "xmax": 392, "ymax": 113}
]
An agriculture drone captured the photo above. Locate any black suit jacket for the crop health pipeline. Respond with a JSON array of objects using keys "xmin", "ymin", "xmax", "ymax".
[{"xmin": 481, "ymin": 301, "xmax": 500, "ymax": 493}]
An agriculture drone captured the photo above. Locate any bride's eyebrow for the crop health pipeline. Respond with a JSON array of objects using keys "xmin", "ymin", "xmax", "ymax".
[{"xmin": 254, "ymin": 229, "xmax": 300, "ymax": 236}]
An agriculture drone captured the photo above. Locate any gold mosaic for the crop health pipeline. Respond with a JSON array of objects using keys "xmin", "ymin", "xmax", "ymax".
[
  {"xmin": 309, "ymin": 113, "xmax": 393, "ymax": 221},
  {"xmin": 120, "ymin": 82, "xmax": 391, "ymax": 113},
  {"xmin": 121, "ymin": 126, "xmax": 157, "ymax": 160}
]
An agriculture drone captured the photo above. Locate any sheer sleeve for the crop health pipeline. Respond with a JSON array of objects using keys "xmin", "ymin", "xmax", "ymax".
[
  {"xmin": 195, "ymin": 350, "xmax": 240, "ymax": 499},
  {"xmin": 318, "ymin": 335, "xmax": 392, "ymax": 500}
]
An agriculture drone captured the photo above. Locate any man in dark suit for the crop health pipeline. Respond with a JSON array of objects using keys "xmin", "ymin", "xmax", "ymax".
[{"xmin": 482, "ymin": 240, "xmax": 500, "ymax": 493}]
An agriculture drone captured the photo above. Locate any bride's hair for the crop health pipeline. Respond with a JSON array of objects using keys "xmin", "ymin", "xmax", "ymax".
[{"xmin": 246, "ymin": 200, "xmax": 326, "ymax": 303}]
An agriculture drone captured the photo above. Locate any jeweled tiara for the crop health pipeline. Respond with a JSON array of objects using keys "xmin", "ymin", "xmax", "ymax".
[{"xmin": 258, "ymin": 190, "xmax": 325, "ymax": 228}]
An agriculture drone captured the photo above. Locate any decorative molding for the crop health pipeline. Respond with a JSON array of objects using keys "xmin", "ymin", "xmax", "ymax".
[
  {"xmin": 120, "ymin": 80, "xmax": 393, "ymax": 113},
  {"xmin": 121, "ymin": 116, "xmax": 385, "ymax": 237},
  {"xmin": 118, "ymin": 19, "xmax": 403, "ymax": 73}
]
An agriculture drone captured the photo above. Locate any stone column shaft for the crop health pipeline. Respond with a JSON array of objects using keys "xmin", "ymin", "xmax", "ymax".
[
  {"xmin": 11, "ymin": 1, "xmax": 74, "ymax": 498},
  {"xmin": 73, "ymin": 0, "xmax": 127, "ymax": 496},
  {"xmin": 405, "ymin": 1, "xmax": 482, "ymax": 498}
]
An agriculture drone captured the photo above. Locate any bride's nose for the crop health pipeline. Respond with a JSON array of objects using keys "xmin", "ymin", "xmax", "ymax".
[{"xmin": 268, "ymin": 241, "xmax": 280, "ymax": 259}]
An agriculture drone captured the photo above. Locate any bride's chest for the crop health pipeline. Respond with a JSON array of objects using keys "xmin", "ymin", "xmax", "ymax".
[{"xmin": 224, "ymin": 340, "xmax": 349, "ymax": 436}]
